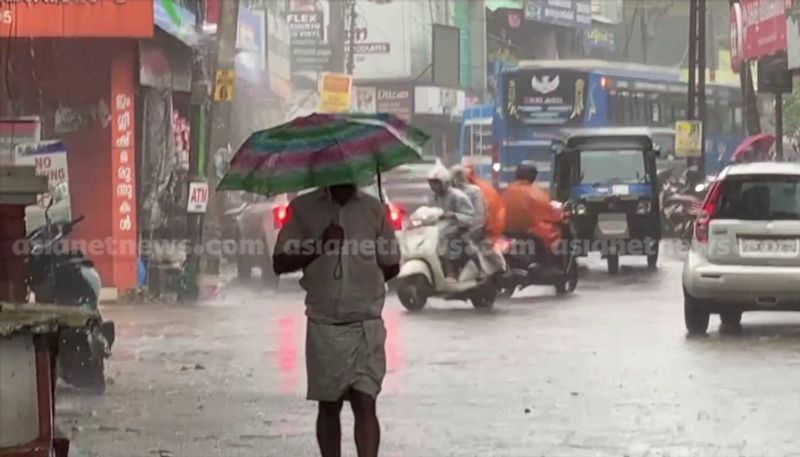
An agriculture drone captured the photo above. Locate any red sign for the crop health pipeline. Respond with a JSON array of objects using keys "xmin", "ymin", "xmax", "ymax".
[
  {"xmin": 110, "ymin": 54, "xmax": 138, "ymax": 264},
  {"xmin": 0, "ymin": 0, "xmax": 153, "ymax": 38},
  {"xmin": 741, "ymin": 0, "xmax": 792, "ymax": 60},
  {"xmin": 730, "ymin": 3, "xmax": 744, "ymax": 72}
]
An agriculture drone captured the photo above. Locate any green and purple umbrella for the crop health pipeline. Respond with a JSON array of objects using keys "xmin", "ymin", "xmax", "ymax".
[{"xmin": 217, "ymin": 113, "xmax": 429, "ymax": 197}]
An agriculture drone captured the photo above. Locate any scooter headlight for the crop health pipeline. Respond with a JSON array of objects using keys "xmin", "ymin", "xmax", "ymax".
[
  {"xmin": 574, "ymin": 204, "xmax": 587, "ymax": 216},
  {"xmin": 636, "ymin": 200, "xmax": 652, "ymax": 215}
]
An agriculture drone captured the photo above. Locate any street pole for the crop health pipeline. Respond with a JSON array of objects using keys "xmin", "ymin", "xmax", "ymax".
[
  {"xmin": 345, "ymin": 0, "xmax": 357, "ymax": 75},
  {"xmin": 776, "ymin": 93, "xmax": 784, "ymax": 160},
  {"xmin": 329, "ymin": 0, "xmax": 347, "ymax": 73},
  {"xmin": 687, "ymin": 0, "xmax": 697, "ymax": 123},
  {"xmin": 200, "ymin": 0, "xmax": 240, "ymax": 292},
  {"xmin": 697, "ymin": 0, "xmax": 706, "ymax": 177},
  {"xmin": 640, "ymin": 0, "xmax": 648, "ymax": 64}
]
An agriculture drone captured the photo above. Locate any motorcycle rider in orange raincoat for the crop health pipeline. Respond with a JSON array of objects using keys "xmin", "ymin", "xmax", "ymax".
[
  {"xmin": 501, "ymin": 162, "xmax": 564, "ymax": 267},
  {"xmin": 464, "ymin": 166, "xmax": 506, "ymax": 242}
]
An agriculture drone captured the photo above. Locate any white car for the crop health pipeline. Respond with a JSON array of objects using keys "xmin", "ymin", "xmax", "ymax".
[{"xmin": 682, "ymin": 162, "xmax": 800, "ymax": 334}]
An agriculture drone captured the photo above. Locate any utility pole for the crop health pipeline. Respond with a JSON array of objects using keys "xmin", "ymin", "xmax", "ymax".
[
  {"xmin": 776, "ymin": 93, "xmax": 784, "ymax": 160},
  {"xmin": 200, "ymin": 0, "xmax": 240, "ymax": 292},
  {"xmin": 639, "ymin": 0, "xmax": 648, "ymax": 64},
  {"xmin": 687, "ymin": 0, "xmax": 706, "ymax": 178},
  {"xmin": 345, "ymin": 0, "xmax": 357, "ymax": 75},
  {"xmin": 329, "ymin": 0, "xmax": 347, "ymax": 73}
]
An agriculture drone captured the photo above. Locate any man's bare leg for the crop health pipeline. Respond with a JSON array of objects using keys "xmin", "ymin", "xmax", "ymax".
[
  {"xmin": 317, "ymin": 400, "xmax": 344, "ymax": 457},
  {"xmin": 349, "ymin": 389, "xmax": 380, "ymax": 457}
]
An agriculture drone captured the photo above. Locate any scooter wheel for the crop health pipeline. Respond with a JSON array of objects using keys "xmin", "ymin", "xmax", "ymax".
[
  {"xmin": 397, "ymin": 275, "xmax": 428, "ymax": 311},
  {"xmin": 470, "ymin": 287, "xmax": 496, "ymax": 309}
]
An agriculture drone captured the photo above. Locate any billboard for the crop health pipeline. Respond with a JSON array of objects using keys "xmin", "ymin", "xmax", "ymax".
[
  {"xmin": 347, "ymin": 0, "xmax": 412, "ymax": 79},
  {"xmin": 524, "ymin": 0, "xmax": 591, "ymax": 29},
  {"xmin": 741, "ymin": 0, "xmax": 792, "ymax": 60},
  {"xmin": 432, "ymin": 24, "xmax": 461, "ymax": 87}
]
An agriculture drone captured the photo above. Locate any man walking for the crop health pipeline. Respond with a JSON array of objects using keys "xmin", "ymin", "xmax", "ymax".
[{"xmin": 272, "ymin": 183, "xmax": 400, "ymax": 457}]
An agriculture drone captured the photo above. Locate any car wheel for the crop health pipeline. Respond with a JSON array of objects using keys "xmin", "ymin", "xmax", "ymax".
[
  {"xmin": 684, "ymin": 291, "xmax": 710, "ymax": 335},
  {"xmin": 719, "ymin": 311, "xmax": 742, "ymax": 327},
  {"xmin": 607, "ymin": 254, "xmax": 620, "ymax": 275},
  {"xmin": 237, "ymin": 255, "xmax": 253, "ymax": 280}
]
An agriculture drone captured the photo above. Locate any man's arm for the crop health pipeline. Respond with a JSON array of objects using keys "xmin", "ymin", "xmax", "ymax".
[{"xmin": 272, "ymin": 202, "xmax": 317, "ymax": 275}]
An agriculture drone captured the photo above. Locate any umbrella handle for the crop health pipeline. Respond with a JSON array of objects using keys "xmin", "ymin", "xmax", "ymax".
[{"xmin": 376, "ymin": 166, "xmax": 384, "ymax": 204}]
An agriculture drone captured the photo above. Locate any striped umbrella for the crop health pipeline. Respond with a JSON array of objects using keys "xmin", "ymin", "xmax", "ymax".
[{"xmin": 217, "ymin": 113, "xmax": 429, "ymax": 197}]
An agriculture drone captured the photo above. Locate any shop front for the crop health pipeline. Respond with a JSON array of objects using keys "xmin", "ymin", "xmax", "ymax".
[{"xmin": 0, "ymin": 1, "xmax": 154, "ymax": 293}]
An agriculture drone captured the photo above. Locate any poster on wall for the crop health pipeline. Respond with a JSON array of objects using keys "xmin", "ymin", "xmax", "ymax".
[
  {"xmin": 318, "ymin": 73, "xmax": 353, "ymax": 113},
  {"xmin": 347, "ymin": 0, "xmax": 412, "ymax": 79}
]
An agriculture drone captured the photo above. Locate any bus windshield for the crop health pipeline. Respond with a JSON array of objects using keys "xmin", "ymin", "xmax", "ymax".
[{"xmin": 579, "ymin": 150, "xmax": 648, "ymax": 185}]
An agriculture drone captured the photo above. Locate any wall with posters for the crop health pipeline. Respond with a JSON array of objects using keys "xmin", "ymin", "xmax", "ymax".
[{"xmin": 0, "ymin": 39, "xmax": 139, "ymax": 291}]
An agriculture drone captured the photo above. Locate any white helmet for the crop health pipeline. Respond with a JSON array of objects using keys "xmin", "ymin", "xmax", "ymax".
[{"xmin": 427, "ymin": 159, "xmax": 451, "ymax": 183}]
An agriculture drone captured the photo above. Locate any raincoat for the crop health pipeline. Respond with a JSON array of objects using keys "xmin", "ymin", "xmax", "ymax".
[
  {"xmin": 466, "ymin": 167, "xmax": 506, "ymax": 241},
  {"xmin": 502, "ymin": 180, "xmax": 563, "ymax": 248}
]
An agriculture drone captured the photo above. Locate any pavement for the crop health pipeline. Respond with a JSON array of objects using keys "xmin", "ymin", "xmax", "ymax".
[{"xmin": 56, "ymin": 253, "xmax": 800, "ymax": 457}]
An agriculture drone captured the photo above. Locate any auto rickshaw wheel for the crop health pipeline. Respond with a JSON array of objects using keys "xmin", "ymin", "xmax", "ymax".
[{"xmin": 606, "ymin": 254, "xmax": 620, "ymax": 275}]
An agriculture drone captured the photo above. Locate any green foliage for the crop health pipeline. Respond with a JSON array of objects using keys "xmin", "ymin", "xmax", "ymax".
[{"xmin": 783, "ymin": 86, "xmax": 800, "ymax": 137}]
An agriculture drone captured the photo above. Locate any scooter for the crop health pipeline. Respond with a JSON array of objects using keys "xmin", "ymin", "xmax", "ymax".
[
  {"xmin": 26, "ymin": 200, "xmax": 115, "ymax": 394},
  {"xmin": 395, "ymin": 206, "xmax": 506, "ymax": 311}
]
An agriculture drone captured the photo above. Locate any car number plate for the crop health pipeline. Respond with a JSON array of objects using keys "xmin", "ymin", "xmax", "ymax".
[{"xmin": 739, "ymin": 238, "xmax": 799, "ymax": 257}]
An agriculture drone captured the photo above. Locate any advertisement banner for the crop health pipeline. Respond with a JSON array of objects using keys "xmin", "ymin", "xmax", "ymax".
[
  {"xmin": 1, "ymin": 0, "xmax": 153, "ymax": 38},
  {"xmin": 675, "ymin": 121, "xmax": 703, "ymax": 158},
  {"xmin": 788, "ymin": 3, "xmax": 800, "ymax": 70},
  {"xmin": 319, "ymin": 73, "xmax": 353, "ymax": 113},
  {"xmin": 504, "ymin": 70, "xmax": 587, "ymax": 126},
  {"xmin": 590, "ymin": 0, "xmax": 622, "ymax": 24},
  {"xmin": 352, "ymin": 83, "xmax": 414, "ymax": 122},
  {"xmin": 524, "ymin": 0, "xmax": 591, "ymax": 29},
  {"xmin": 267, "ymin": 10, "xmax": 292, "ymax": 98},
  {"xmin": 582, "ymin": 23, "xmax": 616, "ymax": 54},
  {"xmin": 235, "ymin": 7, "xmax": 266, "ymax": 84},
  {"xmin": 347, "ymin": 0, "xmax": 412, "ymax": 80},
  {"xmin": 287, "ymin": 11, "xmax": 332, "ymax": 75},
  {"xmin": 741, "ymin": 0, "xmax": 792, "ymax": 60},
  {"xmin": 111, "ymin": 55, "xmax": 138, "ymax": 264}
]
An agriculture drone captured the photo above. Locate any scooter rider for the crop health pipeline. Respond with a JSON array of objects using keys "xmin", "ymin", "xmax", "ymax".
[
  {"xmin": 450, "ymin": 165, "xmax": 486, "ymax": 241},
  {"xmin": 427, "ymin": 162, "xmax": 476, "ymax": 280},
  {"xmin": 502, "ymin": 162, "xmax": 564, "ymax": 274}
]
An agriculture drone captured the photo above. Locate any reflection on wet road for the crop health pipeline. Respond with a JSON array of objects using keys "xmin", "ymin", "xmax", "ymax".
[{"xmin": 59, "ymin": 255, "xmax": 800, "ymax": 457}]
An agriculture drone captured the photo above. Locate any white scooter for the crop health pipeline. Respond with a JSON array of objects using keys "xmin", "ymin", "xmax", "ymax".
[{"xmin": 395, "ymin": 206, "xmax": 506, "ymax": 311}]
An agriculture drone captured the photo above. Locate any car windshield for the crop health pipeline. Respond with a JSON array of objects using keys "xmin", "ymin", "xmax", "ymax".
[
  {"xmin": 717, "ymin": 176, "xmax": 800, "ymax": 220},
  {"xmin": 579, "ymin": 149, "xmax": 648, "ymax": 185}
]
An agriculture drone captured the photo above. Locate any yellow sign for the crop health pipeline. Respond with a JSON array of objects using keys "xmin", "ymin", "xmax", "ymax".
[
  {"xmin": 214, "ymin": 69, "xmax": 235, "ymax": 102},
  {"xmin": 318, "ymin": 72, "xmax": 353, "ymax": 113},
  {"xmin": 675, "ymin": 120, "xmax": 703, "ymax": 158}
]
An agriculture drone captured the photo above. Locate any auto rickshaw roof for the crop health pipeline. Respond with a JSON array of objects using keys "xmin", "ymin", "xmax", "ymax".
[{"xmin": 559, "ymin": 127, "xmax": 657, "ymax": 153}]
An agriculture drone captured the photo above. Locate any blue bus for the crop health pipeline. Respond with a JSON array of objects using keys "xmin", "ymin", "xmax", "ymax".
[{"xmin": 484, "ymin": 60, "xmax": 744, "ymax": 188}]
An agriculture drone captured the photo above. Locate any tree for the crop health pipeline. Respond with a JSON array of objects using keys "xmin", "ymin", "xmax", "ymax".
[{"xmin": 783, "ymin": 86, "xmax": 800, "ymax": 138}]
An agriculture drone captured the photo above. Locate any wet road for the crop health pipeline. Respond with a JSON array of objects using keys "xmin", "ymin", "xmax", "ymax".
[{"xmin": 59, "ymin": 254, "xmax": 800, "ymax": 457}]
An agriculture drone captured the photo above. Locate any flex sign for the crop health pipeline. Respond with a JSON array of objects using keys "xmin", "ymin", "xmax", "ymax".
[{"xmin": 741, "ymin": 0, "xmax": 793, "ymax": 60}]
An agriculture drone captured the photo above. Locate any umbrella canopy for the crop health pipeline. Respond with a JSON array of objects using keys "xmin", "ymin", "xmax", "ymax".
[
  {"xmin": 217, "ymin": 113, "xmax": 429, "ymax": 197},
  {"xmin": 731, "ymin": 133, "xmax": 775, "ymax": 162}
]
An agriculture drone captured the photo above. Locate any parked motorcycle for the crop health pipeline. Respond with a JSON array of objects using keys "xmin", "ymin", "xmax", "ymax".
[
  {"xmin": 26, "ymin": 201, "xmax": 114, "ymax": 394},
  {"xmin": 395, "ymin": 206, "xmax": 506, "ymax": 311}
]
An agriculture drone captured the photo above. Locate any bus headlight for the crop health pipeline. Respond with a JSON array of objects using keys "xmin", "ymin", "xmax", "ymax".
[{"xmin": 492, "ymin": 162, "xmax": 501, "ymax": 172}]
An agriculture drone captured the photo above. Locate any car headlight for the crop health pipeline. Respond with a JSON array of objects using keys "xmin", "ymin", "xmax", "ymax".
[{"xmin": 636, "ymin": 200, "xmax": 651, "ymax": 214}]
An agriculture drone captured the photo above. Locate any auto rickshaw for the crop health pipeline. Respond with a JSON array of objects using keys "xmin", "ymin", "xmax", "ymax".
[{"xmin": 552, "ymin": 128, "xmax": 662, "ymax": 274}]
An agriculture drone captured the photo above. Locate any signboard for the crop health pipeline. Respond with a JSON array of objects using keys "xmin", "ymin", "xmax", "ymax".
[
  {"xmin": 504, "ymin": 70, "xmax": 587, "ymax": 126},
  {"xmin": 214, "ymin": 69, "xmax": 236, "ymax": 101},
  {"xmin": 235, "ymin": 7, "xmax": 266, "ymax": 84},
  {"xmin": 187, "ymin": 182, "xmax": 210, "ymax": 213},
  {"xmin": 13, "ymin": 141, "xmax": 71, "ymax": 229},
  {"xmin": 318, "ymin": 73, "xmax": 353, "ymax": 113},
  {"xmin": 267, "ymin": 9, "xmax": 292, "ymax": 99},
  {"xmin": 524, "ymin": 0, "xmax": 591, "ymax": 29},
  {"xmin": 757, "ymin": 54, "xmax": 792, "ymax": 94},
  {"xmin": 582, "ymin": 23, "xmax": 616, "ymax": 54},
  {"xmin": 414, "ymin": 86, "xmax": 466, "ymax": 118},
  {"xmin": 788, "ymin": 3, "xmax": 800, "ymax": 70},
  {"xmin": 353, "ymin": 83, "xmax": 415, "ymax": 122},
  {"xmin": 675, "ymin": 121, "xmax": 703, "ymax": 158},
  {"xmin": 741, "ymin": 0, "xmax": 791, "ymax": 60},
  {"xmin": 730, "ymin": 3, "xmax": 744, "ymax": 72},
  {"xmin": 110, "ymin": 55, "xmax": 138, "ymax": 261},
  {"xmin": 287, "ymin": 11, "xmax": 332, "ymax": 75},
  {"xmin": 0, "ymin": 0, "xmax": 153, "ymax": 38},
  {"xmin": 0, "ymin": 118, "xmax": 41, "ymax": 164},
  {"xmin": 346, "ymin": 0, "xmax": 412, "ymax": 80},
  {"xmin": 590, "ymin": 0, "xmax": 622, "ymax": 24}
]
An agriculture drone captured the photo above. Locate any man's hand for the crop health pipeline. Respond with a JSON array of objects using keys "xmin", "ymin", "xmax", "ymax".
[{"xmin": 321, "ymin": 222, "xmax": 345, "ymax": 253}]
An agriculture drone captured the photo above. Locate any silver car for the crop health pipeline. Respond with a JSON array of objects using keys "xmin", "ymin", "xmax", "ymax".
[{"xmin": 683, "ymin": 162, "xmax": 800, "ymax": 334}]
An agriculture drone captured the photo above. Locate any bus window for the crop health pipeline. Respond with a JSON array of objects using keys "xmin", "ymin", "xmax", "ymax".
[
  {"xmin": 651, "ymin": 101, "xmax": 661, "ymax": 124},
  {"xmin": 733, "ymin": 107, "xmax": 743, "ymax": 131}
]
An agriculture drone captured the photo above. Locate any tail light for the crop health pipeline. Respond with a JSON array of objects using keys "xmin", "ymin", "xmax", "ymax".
[
  {"xmin": 273, "ymin": 204, "xmax": 290, "ymax": 229},
  {"xmin": 694, "ymin": 181, "xmax": 722, "ymax": 244},
  {"xmin": 386, "ymin": 203, "xmax": 405, "ymax": 231}
]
